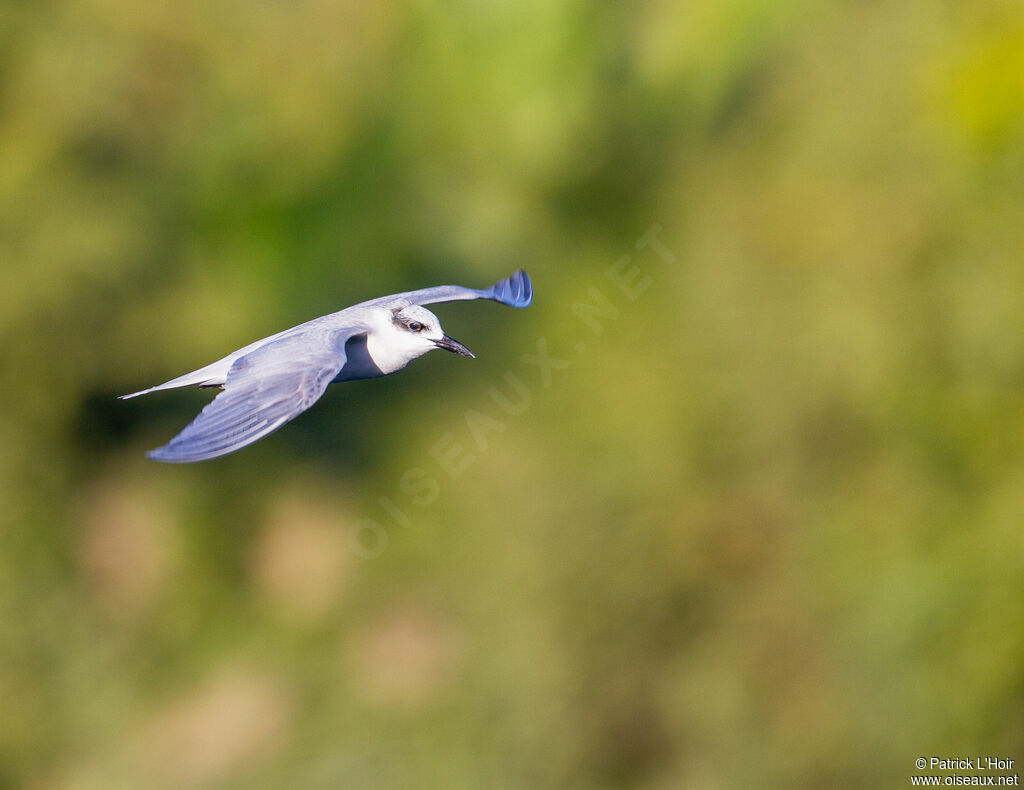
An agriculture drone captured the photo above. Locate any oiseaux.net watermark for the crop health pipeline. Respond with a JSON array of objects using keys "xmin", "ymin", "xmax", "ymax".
[
  {"xmin": 348, "ymin": 224, "xmax": 674, "ymax": 558},
  {"xmin": 911, "ymin": 756, "xmax": 1018, "ymax": 786}
]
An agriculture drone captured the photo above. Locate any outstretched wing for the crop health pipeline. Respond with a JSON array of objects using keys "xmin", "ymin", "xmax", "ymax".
[
  {"xmin": 368, "ymin": 269, "xmax": 533, "ymax": 310},
  {"xmin": 147, "ymin": 328, "xmax": 358, "ymax": 463}
]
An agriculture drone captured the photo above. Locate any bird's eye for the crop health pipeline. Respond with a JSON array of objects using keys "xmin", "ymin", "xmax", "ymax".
[{"xmin": 408, "ymin": 321, "xmax": 423, "ymax": 332}]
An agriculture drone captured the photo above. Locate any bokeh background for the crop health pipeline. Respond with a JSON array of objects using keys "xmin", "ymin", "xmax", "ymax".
[{"xmin": 3, "ymin": 1, "xmax": 1024, "ymax": 788}]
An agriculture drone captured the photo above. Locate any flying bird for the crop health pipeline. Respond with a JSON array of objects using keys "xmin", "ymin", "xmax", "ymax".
[{"xmin": 121, "ymin": 270, "xmax": 533, "ymax": 462}]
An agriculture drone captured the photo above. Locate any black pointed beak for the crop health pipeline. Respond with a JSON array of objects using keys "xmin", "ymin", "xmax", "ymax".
[{"xmin": 434, "ymin": 334, "xmax": 475, "ymax": 358}]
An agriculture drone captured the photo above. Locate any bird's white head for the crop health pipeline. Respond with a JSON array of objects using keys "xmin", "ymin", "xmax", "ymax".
[{"xmin": 366, "ymin": 304, "xmax": 474, "ymax": 375}]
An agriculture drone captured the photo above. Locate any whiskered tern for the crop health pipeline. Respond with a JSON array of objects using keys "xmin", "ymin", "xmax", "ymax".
[{"xmin": 121, "ymin": 270, "xmax": 533, "ymax": 463}]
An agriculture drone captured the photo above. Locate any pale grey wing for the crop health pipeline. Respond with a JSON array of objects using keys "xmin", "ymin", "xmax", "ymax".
[
  {"xmin": 147, "ymin": 328, "xmax": 358, "ymax": 463},
  {"xmin": 368, "ymin": 269, "xmax": 533, "ymax": 310}
]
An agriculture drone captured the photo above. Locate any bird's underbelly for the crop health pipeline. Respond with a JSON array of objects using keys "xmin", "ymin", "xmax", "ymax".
[{"xmin": 332, "ymin": 333, "xmax": 385, "ymax": 382}]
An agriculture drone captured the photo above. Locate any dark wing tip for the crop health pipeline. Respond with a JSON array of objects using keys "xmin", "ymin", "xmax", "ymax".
[{"xmin": 484, "ymin": 269, "xmax": 533, "ymax": 308}]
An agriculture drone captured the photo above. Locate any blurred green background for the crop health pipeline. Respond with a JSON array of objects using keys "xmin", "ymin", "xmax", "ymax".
[{"xmin": 3, "ymin": 1, "xmax": 1024, "ymax": 788}]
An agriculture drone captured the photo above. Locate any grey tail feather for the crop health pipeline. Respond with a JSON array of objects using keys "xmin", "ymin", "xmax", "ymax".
[{"xmin": 119, "ymin": 376, "xmax": 222, "ymax": 400}]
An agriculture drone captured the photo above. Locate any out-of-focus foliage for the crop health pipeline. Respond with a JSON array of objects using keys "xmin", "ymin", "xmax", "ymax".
[{"xmin": 2, "ymin": 1, "xmax": 1023, "ymax": 788}]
